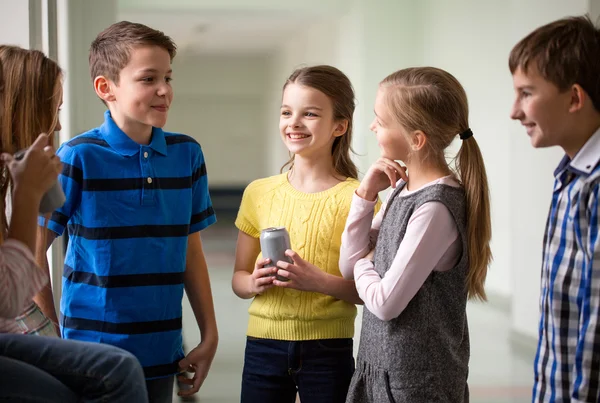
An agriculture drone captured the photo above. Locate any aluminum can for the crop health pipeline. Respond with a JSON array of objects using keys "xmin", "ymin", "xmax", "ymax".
[{"xmin": 259, "ymin": 227, "xmax": 293, "ymax": 282}]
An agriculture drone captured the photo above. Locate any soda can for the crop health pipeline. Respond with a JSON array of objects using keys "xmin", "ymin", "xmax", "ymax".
[
  {"xmin": 260, "ymin": 227, "xmax": 293, "ymax": 282},
  {"xmin": 14, "ymin": 302, "xmax": 59, "ymax": 337}
]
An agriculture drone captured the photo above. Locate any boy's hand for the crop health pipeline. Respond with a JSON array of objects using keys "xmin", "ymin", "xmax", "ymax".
[
  {"xmin": 249, "ymin": 258, "xmax": 277, "ymax": 296},
  {"xmin": 356, "ymin": 158, "xmax": 407, "ymax": 201},
  {"xmin": 177, "ymin": 340, "xmax": 217, "ymax": 397},
  {"xmin": 273, "ymin": 250, "xmax": 327, "ymax": 293}
]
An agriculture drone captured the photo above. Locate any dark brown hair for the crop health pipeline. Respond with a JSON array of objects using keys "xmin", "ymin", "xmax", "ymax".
[
  {"xmin": 89, "ymin": 20, "xmax": 177, "ymax": 84},
  {"xmin": 281, "ymin": 65, "xmax": 358, "ymax": 180},
  {"xmin": 509, "ymin": 15, "xmax": 600, "ymax": 110},
  {"xmin": 381, "ymin": 67, "xmax": 492, "ymax": 301}
]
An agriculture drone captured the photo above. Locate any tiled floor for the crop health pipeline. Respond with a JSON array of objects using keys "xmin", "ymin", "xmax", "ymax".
[{"xmin": 178, "ymin": 220, "xmax": 534, "ymax": 402}]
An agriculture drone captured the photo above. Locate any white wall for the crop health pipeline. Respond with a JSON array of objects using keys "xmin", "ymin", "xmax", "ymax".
[
  {"xmin": 0, "ymin": 1, "xmax": 30, "ymax": 48},
  {"xmin": 166, "ymin": 54, "xmax": 270, "ymax": 186}
]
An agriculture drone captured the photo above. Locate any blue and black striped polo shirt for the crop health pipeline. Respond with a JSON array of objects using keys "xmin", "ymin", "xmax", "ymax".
[{"xmin": 43, "ymin": 110, "xmax": 216, "ymax": 379}]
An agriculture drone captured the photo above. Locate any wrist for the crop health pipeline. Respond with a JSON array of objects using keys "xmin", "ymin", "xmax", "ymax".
[
  {"xmin": 356, "ymin": 186, "xmax": 377, "ymax": 202},
  {"xmin": 200, "ymin": 332, "xmax": 218, "ymax": 351},
  {"xmin": 316, "ymin": 272, "xmax": 330, "ymax": 294},
  {"xmin": 13, "ymin": 185, "xmax": 43, "ymax": 206}
]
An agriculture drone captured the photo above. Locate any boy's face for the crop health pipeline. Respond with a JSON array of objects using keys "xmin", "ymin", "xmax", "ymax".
[
  {"xmin": 510, "ymin": 66, "xmax": 573, "ymax": 150},
  {"xmin": 109, "ymin": 45, "xmax": 173, "ymax": 131}
]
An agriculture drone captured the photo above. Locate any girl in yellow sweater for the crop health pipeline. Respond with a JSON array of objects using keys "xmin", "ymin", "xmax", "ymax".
[{"xmin": 232, "ymin": 65, "xmax": 366, "ymax": 403}]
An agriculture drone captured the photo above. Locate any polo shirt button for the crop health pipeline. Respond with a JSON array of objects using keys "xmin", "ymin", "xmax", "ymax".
[
  {"xmin": 147, "ymin": 177, "xmax": 153, "ymax": 184},
  {"xmin": 144, "ymin": 152, "xmax": 149, "ymax": 159}
]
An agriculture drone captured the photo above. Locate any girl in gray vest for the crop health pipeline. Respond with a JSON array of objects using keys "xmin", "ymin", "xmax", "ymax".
[{"xmin": 339, "ymin": 67, "xmax": 492, "ymax": 403}]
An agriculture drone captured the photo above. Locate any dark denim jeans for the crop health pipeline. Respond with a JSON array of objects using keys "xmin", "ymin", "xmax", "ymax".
[
  {"xmin": 0, "ymin": 333, "xmax": 148, "ymax": 402},
  {"xmin": 146, "ymin": 376, "xmax": 174, "ymax": 403},
  {"xmin": 241, "ymin": 337, "xmax": 355, "ymax": 403}
]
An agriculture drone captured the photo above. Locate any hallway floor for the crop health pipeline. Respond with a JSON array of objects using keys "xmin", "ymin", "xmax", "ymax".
[{"xmin": 179, "ymin": 219, "xmax": 535, "ymax": 403}]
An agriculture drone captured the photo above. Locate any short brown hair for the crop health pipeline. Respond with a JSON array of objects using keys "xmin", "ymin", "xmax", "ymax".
[
  {"xmin": 281, "ymin": 65, "xmax": 358, "ymax": 180},
  {"xmin": 89, "ymin": 21, "xmax": 177, "ymax": 84},
  {"xmin": 509, "ymin": 15, "xmax": 600, "ymax": 110}
]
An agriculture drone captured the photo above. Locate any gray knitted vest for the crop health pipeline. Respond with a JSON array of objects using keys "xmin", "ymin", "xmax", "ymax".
[{"xmin": 350, "ymin": 182, "xmax": 470, "ymax": 403}]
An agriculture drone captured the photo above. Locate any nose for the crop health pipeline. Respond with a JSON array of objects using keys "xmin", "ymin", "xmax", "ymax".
[
  {"xmin": 510, "ymin": 100, "xmax": 523, "ymax": 120},
  {"xmin": 157, "ymin": 81, "xmax": 171, "ymax": 97},
  {"xmin": 369, "ymin": 118, "xmax": 377, "ymax": 132},
  {"xmin": 288, "ymin": 114, "xmax": 302, "ymax": 129}
]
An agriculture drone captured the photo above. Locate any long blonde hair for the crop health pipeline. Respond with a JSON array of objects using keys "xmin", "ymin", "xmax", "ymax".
[
  {"xmin": 381, "ymin": 67, "xmax": 492, "ymax": 301},
  {"xmin": 0, "ymin": 46, "xmax": 62, "ymax": 239}
]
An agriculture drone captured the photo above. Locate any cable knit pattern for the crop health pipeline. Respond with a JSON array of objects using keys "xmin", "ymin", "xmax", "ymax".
[{"xmin": 236, "ymin": 173, "xmax": 362, "ymax": 341}]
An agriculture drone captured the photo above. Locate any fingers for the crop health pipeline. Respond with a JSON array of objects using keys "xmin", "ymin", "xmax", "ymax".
[
  {"xmin": 377, "ymin": 158, "xmax": 407, "ymax": 187},
  {"xmin": 284, "ymin": 249, "xmax": 301, "ymax": 263},
  {"xmin": 0, "ymin": 153, "xmax": 14, "ymax": 164},
  {"xmin": 29, "ymin": 133, "xmax": 50, "ymax": 150}
]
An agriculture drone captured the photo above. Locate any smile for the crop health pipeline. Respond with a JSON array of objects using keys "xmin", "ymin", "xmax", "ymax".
[{"xmin": 287, "ymin": 133, "xmax": 311, "ymax": 139}]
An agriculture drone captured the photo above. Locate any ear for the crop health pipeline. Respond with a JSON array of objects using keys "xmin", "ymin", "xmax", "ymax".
[
  {"xmin": 333, "ymin": 119, "xmax": 349, "ymax": 138},
  {"xmin": 93, "ymin": 76, "xmax": 116, "ymax": 103},
  {"xmin": 568, "ymin": 84, "xmax": 586, "ymax": 113},
  {"xmin": 411, "ymin": 130, "xmax": 427, "ymax": 151}
]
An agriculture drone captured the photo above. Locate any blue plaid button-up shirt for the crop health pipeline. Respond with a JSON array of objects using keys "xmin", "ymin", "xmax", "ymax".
[{"xmin": 533, "ymin": 128, "xmax": 600, "ymax": 402}]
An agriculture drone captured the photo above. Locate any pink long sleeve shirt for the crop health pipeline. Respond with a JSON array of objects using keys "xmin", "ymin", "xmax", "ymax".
[{"xmin": 339, "ymin": 176, "xmax": 462, "ymax": 321}]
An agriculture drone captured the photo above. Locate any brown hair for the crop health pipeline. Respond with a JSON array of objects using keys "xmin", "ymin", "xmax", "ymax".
[
  {"xmin": 0, "ymin": 46, "xmax": 62, "ymax": 238},
  {"xmin": 281, "ymin": 65, "xmax": 358, "ymax": 180},
  {"xmin": 381, "ymin": 67, "xmax": 492, "ymax": 301},
  {"xmin": 89, "ymin": 21, "xmax": 177, "ymax": 85},
  {"xmin": 509, "ymin": 15, "xmax": 600, "ymax": 110}
]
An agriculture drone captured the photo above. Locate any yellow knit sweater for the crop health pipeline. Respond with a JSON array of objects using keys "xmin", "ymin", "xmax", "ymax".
[{"xmin": 235, "ymin": 173, "xmax": 362, "ymax": 341}]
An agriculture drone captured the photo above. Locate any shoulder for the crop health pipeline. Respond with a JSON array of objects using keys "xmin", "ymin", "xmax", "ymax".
[
  {"xmin": 244, "ymin": 173, "xmax": 287, "ymax": 195},
  {"xmin": 58, "ymin": 128, "xmax": 105, "ymax": 164},
  {"xmin": 163, "ymin": 131, "xmax": 200, "ymax": 148}
]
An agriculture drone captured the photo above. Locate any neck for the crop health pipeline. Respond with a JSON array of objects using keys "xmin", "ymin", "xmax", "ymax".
[
  {"xmin": 287, "ymin": 153, "xmax": 344, "ymax": 193},
  {"xmin": 563, "ymin": 114, "xmax": 600, "ymax": 159},
  {"xmin": 110, "ymin": 109, "xmax": 153, "ymax": 145},
  {"xmin": 404, "ymin": 155, "xmax": 452, "ymax": 191}
]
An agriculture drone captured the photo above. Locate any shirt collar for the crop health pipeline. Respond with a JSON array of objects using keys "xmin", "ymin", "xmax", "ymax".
[
  {"xmin": 99, "ymin": 110, "xmax": 167, "ymax": 157},
  {"xmin": 554, "ymin": 126, "xmax": 600, "ymax": 178}
]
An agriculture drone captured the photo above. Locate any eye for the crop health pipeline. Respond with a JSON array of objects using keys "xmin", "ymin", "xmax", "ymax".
[
  {"xmin": 305, "ymin": 112, "xmax": 318, "ymax": 117},
  {"xmin": 141, "ymin": 77, "xmax": 154, "ymax": 83},
  {"xmin": 281, "ymin": 110, "xmax": 291, "ymax": 116},
  {"xmin": 165, "ymin": 77, "xmax": 173, "ymax": 83}
]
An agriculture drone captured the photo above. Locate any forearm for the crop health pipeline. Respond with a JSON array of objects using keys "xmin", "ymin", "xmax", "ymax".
[
  {"xmin": 33, "ymin": 228, "xmax": 58, "ymax": 326},
  {"xmin": 232, "ymin": 270, "xmax": 256, "ymax": 299},
  {"xmin": 7, "ymin": 187, "xmax": 41, "ymax": 253},
  {"xmin": 185, "ymin": 252, "xmax": 218, "ymax": 346},
  {"xmin": 318, "ymin": 274, "xmax": 362, "ymax": 305},
  {"xmin": 339, "ymin": 193, "xmax": 380, "ymax": 279}
]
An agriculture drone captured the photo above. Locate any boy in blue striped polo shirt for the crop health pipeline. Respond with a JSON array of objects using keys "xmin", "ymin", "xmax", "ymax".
[
  {"xmin": 36, "ymin": 21, "xmax": 218, "ymax": 402},
  {"xmin": 510, "ymin": 16, "xmax": 600, "ymax": 402}
]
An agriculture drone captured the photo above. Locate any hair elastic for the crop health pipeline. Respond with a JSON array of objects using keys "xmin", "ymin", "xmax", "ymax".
[{"xmin": 459, "ymin": 128, "xmax": 473, "ymax": 140}]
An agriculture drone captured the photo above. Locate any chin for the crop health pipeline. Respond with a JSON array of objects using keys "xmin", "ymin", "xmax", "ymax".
[{"xmin": 148, "ymin": 118, "xmax": 167, "ymax": 128}]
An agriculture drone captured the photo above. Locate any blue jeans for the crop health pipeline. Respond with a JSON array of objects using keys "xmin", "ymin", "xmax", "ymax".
[
  {"xmin": 241, "ymin": 337, "xmax": 355, "ymax": 403},
  {"xmin": 0, "ymin": 333, "xmax": 148, "ymax": 402}
]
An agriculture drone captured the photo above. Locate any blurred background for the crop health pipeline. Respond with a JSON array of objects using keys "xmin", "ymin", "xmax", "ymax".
[{"xmin": 1, "ymin": 0, "xmax": 598, "ymax": 401}]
